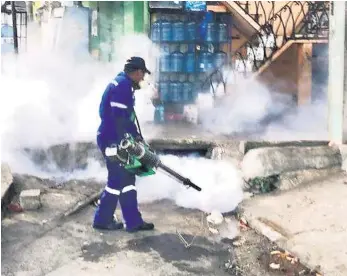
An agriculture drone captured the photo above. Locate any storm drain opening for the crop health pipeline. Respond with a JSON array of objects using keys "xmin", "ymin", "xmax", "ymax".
[{"xmin": 12, "ymin": 141, "xmax": 244, "ymax": 217}]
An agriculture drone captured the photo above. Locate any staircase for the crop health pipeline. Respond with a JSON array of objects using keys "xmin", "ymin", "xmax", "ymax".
[
  {"xmin": 206, "ymin": 1, "xmax": 329, "ymax": 99},
  {"xmin": 206, "ymin": 1, "xmax": 329, "ymax": 92},
  {"xmin": 230, "ymin": 1, "xmax": 329, "ymax": 77}
]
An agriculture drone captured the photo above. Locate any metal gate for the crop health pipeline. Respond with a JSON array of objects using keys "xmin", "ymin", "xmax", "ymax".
[{"xmin": 1, "ymin": 1, "xmax": 28, "ymax": 54}]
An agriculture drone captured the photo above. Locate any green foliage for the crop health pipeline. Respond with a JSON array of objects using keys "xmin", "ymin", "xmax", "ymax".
[{"xmin": 248, "ymin": 175, "xmax": 279, "ymax": 193}]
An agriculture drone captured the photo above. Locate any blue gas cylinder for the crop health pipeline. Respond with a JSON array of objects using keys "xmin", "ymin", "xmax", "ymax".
[
  {"xmin": 217, "ymin": 22, "xmax": 228, "ymax": 42},
  {"xmin": 205, "ymin": 22, "xmax": 216, "ymax": 42},
  {"xmin": 160, "ymin": 47, "xmax": 171, "ymax": 72},
  {"xmin": 169, "ymin": 81, "xmax": 182, "ymax": 103},
  {"xmin": 191, "ymin": 89, "xmax": 198, "ymax": 102},
  {"xmin": 171, "ymin": 51, "xmax": 184, "ymax": 72},
  {"xmin": 185, "ymin": 21, "xmax": 196, "ymax": 41},
  {"xmin": 159, "ymin": 81, "xmax": 170, "ymax": 102},
  {"xmin": 161, "ymin": 20, "xmax": 172, "ymax": 42},
  {"xmin": 172, "ymin": 20, "xmax": 185, "ymax": 41},
  {"xmin": 198, "ymin": 51, "xmax": 213, "ymax": 72},
  {"xmin": 182, "ymin": 81, "xmax": 194, "ymax": 102},
  {"xmin": 198, "ymin": 11, "xmax": 213, "ymax": 41},
  {"xmin": 185, "ymin": 50, "xmax": 196, "ymax": 73},
  {"xmin": 194, "ymin": 81, "xmax": 204, "ymax": 94},
  {"xmin": 151, "ymin": 20, "xmax": 161, "ymax": 42},
  {"xmin": 154, "ymin": 105, "xmax": 165, "ymax": 123},
  {"xmin": 214, "ymin": 51, "xmax": 227, "ymax": 68}
]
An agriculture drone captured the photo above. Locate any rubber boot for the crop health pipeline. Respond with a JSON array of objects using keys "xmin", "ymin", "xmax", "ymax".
[{"xmin": 126, "ymin": 221, "xmax": 155, "ymax": 233}]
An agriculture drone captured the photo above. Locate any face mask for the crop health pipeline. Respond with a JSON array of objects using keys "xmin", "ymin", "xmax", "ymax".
[{"xmin": 132, "ymin": 82, "xmax": 141, "ymax": 91}]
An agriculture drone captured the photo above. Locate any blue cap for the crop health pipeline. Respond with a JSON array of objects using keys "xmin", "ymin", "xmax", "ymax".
[{"xmin": 124, "ymin": 56, "xmax": 151, "ymax": 74}]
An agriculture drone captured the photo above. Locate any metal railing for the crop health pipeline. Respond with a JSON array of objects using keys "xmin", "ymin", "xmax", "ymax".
[
  {"xmin": 232, "ymin": 1, "xmax": 329, "ymax": 75},
  {"xmin": 203, "ymin": 1, "xmax": 329, "ymax": 96},
  {"xmin": 235, "ymin": 1, "xmax": 277, "ymax": 26}
]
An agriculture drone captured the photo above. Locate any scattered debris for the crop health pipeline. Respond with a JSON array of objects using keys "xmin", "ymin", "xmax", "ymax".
[
  {"xmin": 239, "ymin": 217, "xmax": 249, "ymax": 231},
  {"xmin": 224, "ymin": 259, "xmax": 244, "ymax": 276},
  {"xmin": 232, "ymin": 237, "xmax": 246, "ymax": 247},
  {"xmin": 206, "ymin": 210, "xmax": 224, "ymax": 225},
  {"xmin": 19, "ymin": 189, "xmax": 42, "ymax": 210},
  {"xmin": 258, "ymin": 247, "xmax": 322, "ymax": 275},
  {"xmin": 208, "ymin": 227, "xmax": 219, "ymax": 234},
  {"xmin": 240, "ymin": 217, "xmax": 247, "ymax": 225},
  {"xmin": 269, "ymin": 262, "xmax": 280, "ymax": 270}
]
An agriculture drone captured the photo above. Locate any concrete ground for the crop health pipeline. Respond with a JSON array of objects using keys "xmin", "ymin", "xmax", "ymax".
[
  {"xmin": 240, "ymin": 173, "xmax": 347, "ymax": 276},
  {"xmin": 2, "ymin": 188, "xmax": 299, "ymax": 276}
]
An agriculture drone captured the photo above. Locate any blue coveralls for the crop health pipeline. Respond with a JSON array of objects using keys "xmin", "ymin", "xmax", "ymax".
[{"xmin": 93, "ymin": 71, "xmax": 143, "ymax": 230}]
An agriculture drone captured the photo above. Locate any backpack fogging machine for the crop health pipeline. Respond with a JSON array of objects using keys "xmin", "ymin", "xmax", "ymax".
[{"xmin": 109, "ymin": 133, "xmax": 201, "ymax": 192}]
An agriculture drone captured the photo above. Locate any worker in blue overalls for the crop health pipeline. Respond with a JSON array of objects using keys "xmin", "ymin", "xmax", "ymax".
[{"xmin": 93, "ymin": 57, "xmax": 154, "ymax": 233}]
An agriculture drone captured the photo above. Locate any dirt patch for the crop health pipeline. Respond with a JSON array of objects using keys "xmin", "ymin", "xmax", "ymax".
[
  {"xmin": 81, "ymin": 241, "xmax": 120, "ymax": 262},
  {"xmin": 228, "ymin": 225, "xmax": 321, "ymax": 276}
]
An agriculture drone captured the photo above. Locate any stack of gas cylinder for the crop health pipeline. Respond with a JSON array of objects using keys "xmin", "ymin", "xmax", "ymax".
[
  {"xmin": 151, "ymin": 19, "xmax": 229, "ymax": 74},
  {"xmin": 151, "ymin": 13, "xmax": 231, "ymax": 123}
]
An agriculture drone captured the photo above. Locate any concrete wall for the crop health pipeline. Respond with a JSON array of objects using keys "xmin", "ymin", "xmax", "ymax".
[
  {"xmin": 85, "ymin": 1, "xmax": 149, "ymax": 62},
  {"xmin": 258, "ymin": 42, "xmax": 328, "ymax": 105},
  {"xmin": 258, "ymin": 43, "xmax": 299, "ymax": 96}
]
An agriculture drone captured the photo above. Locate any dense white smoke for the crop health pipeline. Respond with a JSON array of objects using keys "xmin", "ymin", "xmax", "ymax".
[
  {"xmin": 198, "ymin": 69, "xmax": 328, "ymax": 140},
  {"xmin": 1, "ymin": 10, "xmax": 243, "ymax": 213},
  {"xmin": 1, "ymin": 7, "xmax": 328, "ymax": 213}
]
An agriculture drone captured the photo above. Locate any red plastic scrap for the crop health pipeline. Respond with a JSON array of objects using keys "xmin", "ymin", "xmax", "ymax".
[
  {"xmin": 239, "ymin": 218, "xmax": 249, "ymax": 230},
  {"xmin": 7, "ymin": 203, "xmax": 24, "ymax": 213}
]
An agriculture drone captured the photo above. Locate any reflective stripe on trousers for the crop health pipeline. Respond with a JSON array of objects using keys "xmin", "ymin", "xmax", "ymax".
[{"xmin": 104, "ymin": 185, "xmax": 137, "ymax": 196}]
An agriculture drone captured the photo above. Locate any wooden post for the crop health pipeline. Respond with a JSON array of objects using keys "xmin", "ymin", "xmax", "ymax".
[
  {"xmin": 328, "ymin": 1, "xmax": 346, "ymax": 143},
  {"xmin": 297, "ymin": 43, "xmax": 312, "ymax": 105}
]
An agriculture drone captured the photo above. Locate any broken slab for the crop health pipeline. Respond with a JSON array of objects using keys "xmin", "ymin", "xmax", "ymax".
[
  {"xmin": 23, "ymin": 142, "xmax": 103, "ymax": 173},
  {"xmin": 241, "ymin": 146, "xmax": 342, "ymax": 180},
  {"xmin": 19, "ymin": 189, "xmax": 42, "ymax": 210},
  {"xmin": 239, "ymin": 174, "xmax": 347, "ymax": 276},
  {"xmin": 12, "ymin": 174, "xmax": 55, "ymax": 194},
  {"xmin": 1, "ymin": 162, "xmax": 13, "ymax": 200}
]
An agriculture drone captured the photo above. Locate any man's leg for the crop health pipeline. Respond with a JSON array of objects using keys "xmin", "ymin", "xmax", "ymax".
[
  {"xmin": 93, "ymin": 156, "xmax": 124, "ymax": 230},
  {"xmin": 118, "ymin": 173, "xmax": 154, "ymax": 232}
]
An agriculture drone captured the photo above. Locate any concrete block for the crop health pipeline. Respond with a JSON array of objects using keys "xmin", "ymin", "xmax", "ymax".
[
  {"xmin": 242, "ymin": 141, "xmax": 329, "ymax": 155},
  {"xmin": 277, "ymin": 167, "xmax": 342, "ymax": 191},
  {"xmin": 241, "ymin": 146, "xmax": 342, "ymax": 180},
  {"xmin": 20, "ymin": 189, "xmax": 42, "ymax": 210},
  {"xmin": 206, "ymin": 144, "xmax": 243, "ymax": 167}
]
